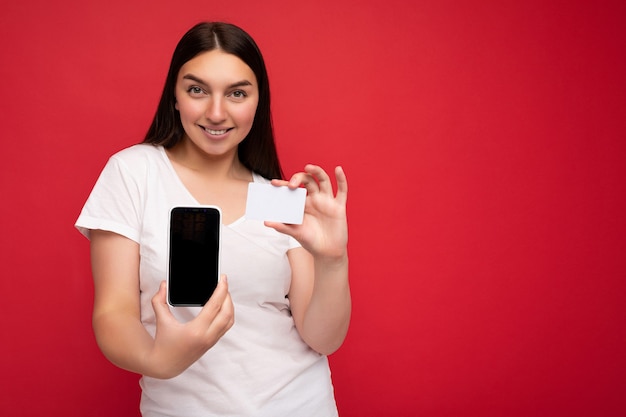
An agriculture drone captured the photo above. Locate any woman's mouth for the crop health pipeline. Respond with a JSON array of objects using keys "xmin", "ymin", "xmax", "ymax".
[{"xmin": 200, "ymin": 126, "xmax": 232, "ymax": 135}]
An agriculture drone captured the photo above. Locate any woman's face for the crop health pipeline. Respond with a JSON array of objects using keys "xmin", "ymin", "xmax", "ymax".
[{"xmin": 175, "ymin": 49, "xmax": 259, "ymax": 159}]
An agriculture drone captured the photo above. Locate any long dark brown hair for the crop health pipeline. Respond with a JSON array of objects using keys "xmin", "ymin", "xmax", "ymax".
[{"xmin": 143, "ymin": 22, "xmax": 283, "ymax": 179}]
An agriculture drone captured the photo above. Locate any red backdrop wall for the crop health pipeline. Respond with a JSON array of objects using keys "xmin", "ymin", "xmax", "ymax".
[{"xmin": 1, "ymin": 0, "xmax": 625, "ymax": 416}]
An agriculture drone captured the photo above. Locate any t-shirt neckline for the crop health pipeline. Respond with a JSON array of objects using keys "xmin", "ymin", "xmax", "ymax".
[{"xmin": 157, "ymin": 145, "xmax": 259, "ymax": 227}]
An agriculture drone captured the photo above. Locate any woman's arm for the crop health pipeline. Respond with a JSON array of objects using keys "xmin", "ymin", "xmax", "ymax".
[
  {"xmin": 90, "ymin": 229, "xmax": 235, "ymax": 379},
  {"xmin": 287, "ymin": 247, "xmax": 350, "ymax": 355},
  {"xmin": 267, "ymin": 165, "xmax": 351, "ymax": 355}
]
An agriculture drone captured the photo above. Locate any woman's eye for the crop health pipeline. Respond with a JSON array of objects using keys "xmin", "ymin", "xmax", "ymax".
[
  {"xmin": 230, "ymin": 90, "xmax": 247, "ymax": 99},
  {"xmin": 188, "ymin": 86, "xmax": 204, "ymax": 95}
]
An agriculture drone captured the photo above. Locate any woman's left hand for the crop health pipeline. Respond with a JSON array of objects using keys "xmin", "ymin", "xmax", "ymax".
[{"xmin": 266, "ymin": 164, "xmax": 348, "ymax": 261}]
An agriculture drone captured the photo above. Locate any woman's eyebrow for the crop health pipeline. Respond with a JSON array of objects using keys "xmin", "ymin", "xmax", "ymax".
[
  {"xmin": 182, "ymin": 74, "xmax": 253, "ymax": 89},
  {"xmin": 228, "ymin": 80, "xmax": 253, "ymax": 89},
  {"xmin": 182, "ymin": 74, "xmax": 207, "ymax": 85}
]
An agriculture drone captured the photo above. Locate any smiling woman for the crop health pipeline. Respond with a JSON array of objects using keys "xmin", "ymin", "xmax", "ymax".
[
  {"xmin": 74, "ymin": 21, "xmax": 351, "ymax": 417},
  {"xmin": 173, "ymin": 50, "xmax": 259, "ymax": 162},
  {"xmin": 144, "ymin": 22, "xmax": 281, "ymax": 181}
]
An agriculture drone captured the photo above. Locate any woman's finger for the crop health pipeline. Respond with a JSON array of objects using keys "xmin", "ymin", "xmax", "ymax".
[
  {"xmin": 152, "ymin": 281, "xmax": 175, "ymax": 324},
  {"xmin": 305, "ymin": 164, "xmax": 333, "ymax": 194},
  {"xmin": 334, "ymin": 166, "xmax": 348, "ymax": 205},
  {"xmin": 207, "ymin": 292, "xmax": 235, "ymax": 337},
  {"xmin": 270, "ymin": 178, "xmax": 290, "ymax": 187},
  {"xmin": 289, "ymin": 172, "xmax": 320, "ymax": 194},
  {"xmin": 196, "ymin": 276, "xmax": 229, "ymax": 323}
]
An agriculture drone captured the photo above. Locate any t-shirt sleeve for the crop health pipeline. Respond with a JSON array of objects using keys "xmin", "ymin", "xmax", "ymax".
[
  {"xmin": 75, "ymin": 155, "xmax": 143, "ymax": 242},
  {"xmin": 287, "ymin": 236, "xmax": 302, "ymax": 250}
]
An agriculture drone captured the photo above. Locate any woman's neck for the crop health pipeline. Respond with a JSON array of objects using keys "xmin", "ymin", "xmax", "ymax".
[{"xmin": 165, "ymin": 140, "xmax": 251, "ymax": 182}]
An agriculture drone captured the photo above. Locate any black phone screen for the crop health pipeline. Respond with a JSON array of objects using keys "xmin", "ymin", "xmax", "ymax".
[{"xmin": 168, "ymin": 206, "xmax": 221, "ymax": 306}]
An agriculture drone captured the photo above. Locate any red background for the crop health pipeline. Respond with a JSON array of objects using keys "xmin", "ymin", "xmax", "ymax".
[{"xmin": 1, "ymin": 1, "xmax": 625, "ymax": 416}]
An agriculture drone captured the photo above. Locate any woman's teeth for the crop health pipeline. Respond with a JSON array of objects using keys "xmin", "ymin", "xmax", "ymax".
[{"xmin": 205, "ymin": 128, "xmax": 228, "ymax": 135}]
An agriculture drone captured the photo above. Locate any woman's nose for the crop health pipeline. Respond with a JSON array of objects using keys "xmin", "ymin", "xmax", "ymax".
[{"xmin": 205, "ymin": 97, "xmax": 226, "ymax": 123}]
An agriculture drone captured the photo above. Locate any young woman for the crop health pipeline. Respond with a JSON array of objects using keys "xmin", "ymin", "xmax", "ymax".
[{"xmin": 75, "ymin": 22, "xmax": 350, "ymax": 416}]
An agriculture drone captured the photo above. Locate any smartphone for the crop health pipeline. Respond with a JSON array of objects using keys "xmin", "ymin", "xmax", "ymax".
[{"xmin": 167, "ymin": 206, "xmax": 221, "ymax": 307}]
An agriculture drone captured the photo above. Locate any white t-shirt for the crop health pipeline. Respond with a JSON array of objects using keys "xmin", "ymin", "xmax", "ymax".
[{"xmin": 75, "ymin": 144, "xmax": 338, "ymax": 417}]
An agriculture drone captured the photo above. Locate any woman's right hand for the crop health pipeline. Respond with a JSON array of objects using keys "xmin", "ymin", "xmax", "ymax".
[
  {"xmin": 147, "ymin": 277, "xmax": 234, "ymax": 379},
  {"xmin": 90, "ymin": 230, "xmax": 234, "ymax": 379}
]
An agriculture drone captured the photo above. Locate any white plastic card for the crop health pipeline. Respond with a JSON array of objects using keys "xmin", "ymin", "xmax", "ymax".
[{"xmin": 245, "ymin": 183, "xmax": 306, "ymax": 224}]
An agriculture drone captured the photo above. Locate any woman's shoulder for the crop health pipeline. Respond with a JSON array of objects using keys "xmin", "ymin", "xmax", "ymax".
[
  {"xmin": 252, "ymin": 171, "xmax": 271, "ymax": 184},
  {"xmin": 110, "ymin": 143, "xmax": 163, "ymax": 162},
  {"xmin": 104, "ymin": 143, "xmax": 167, "ymax": 179}
]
